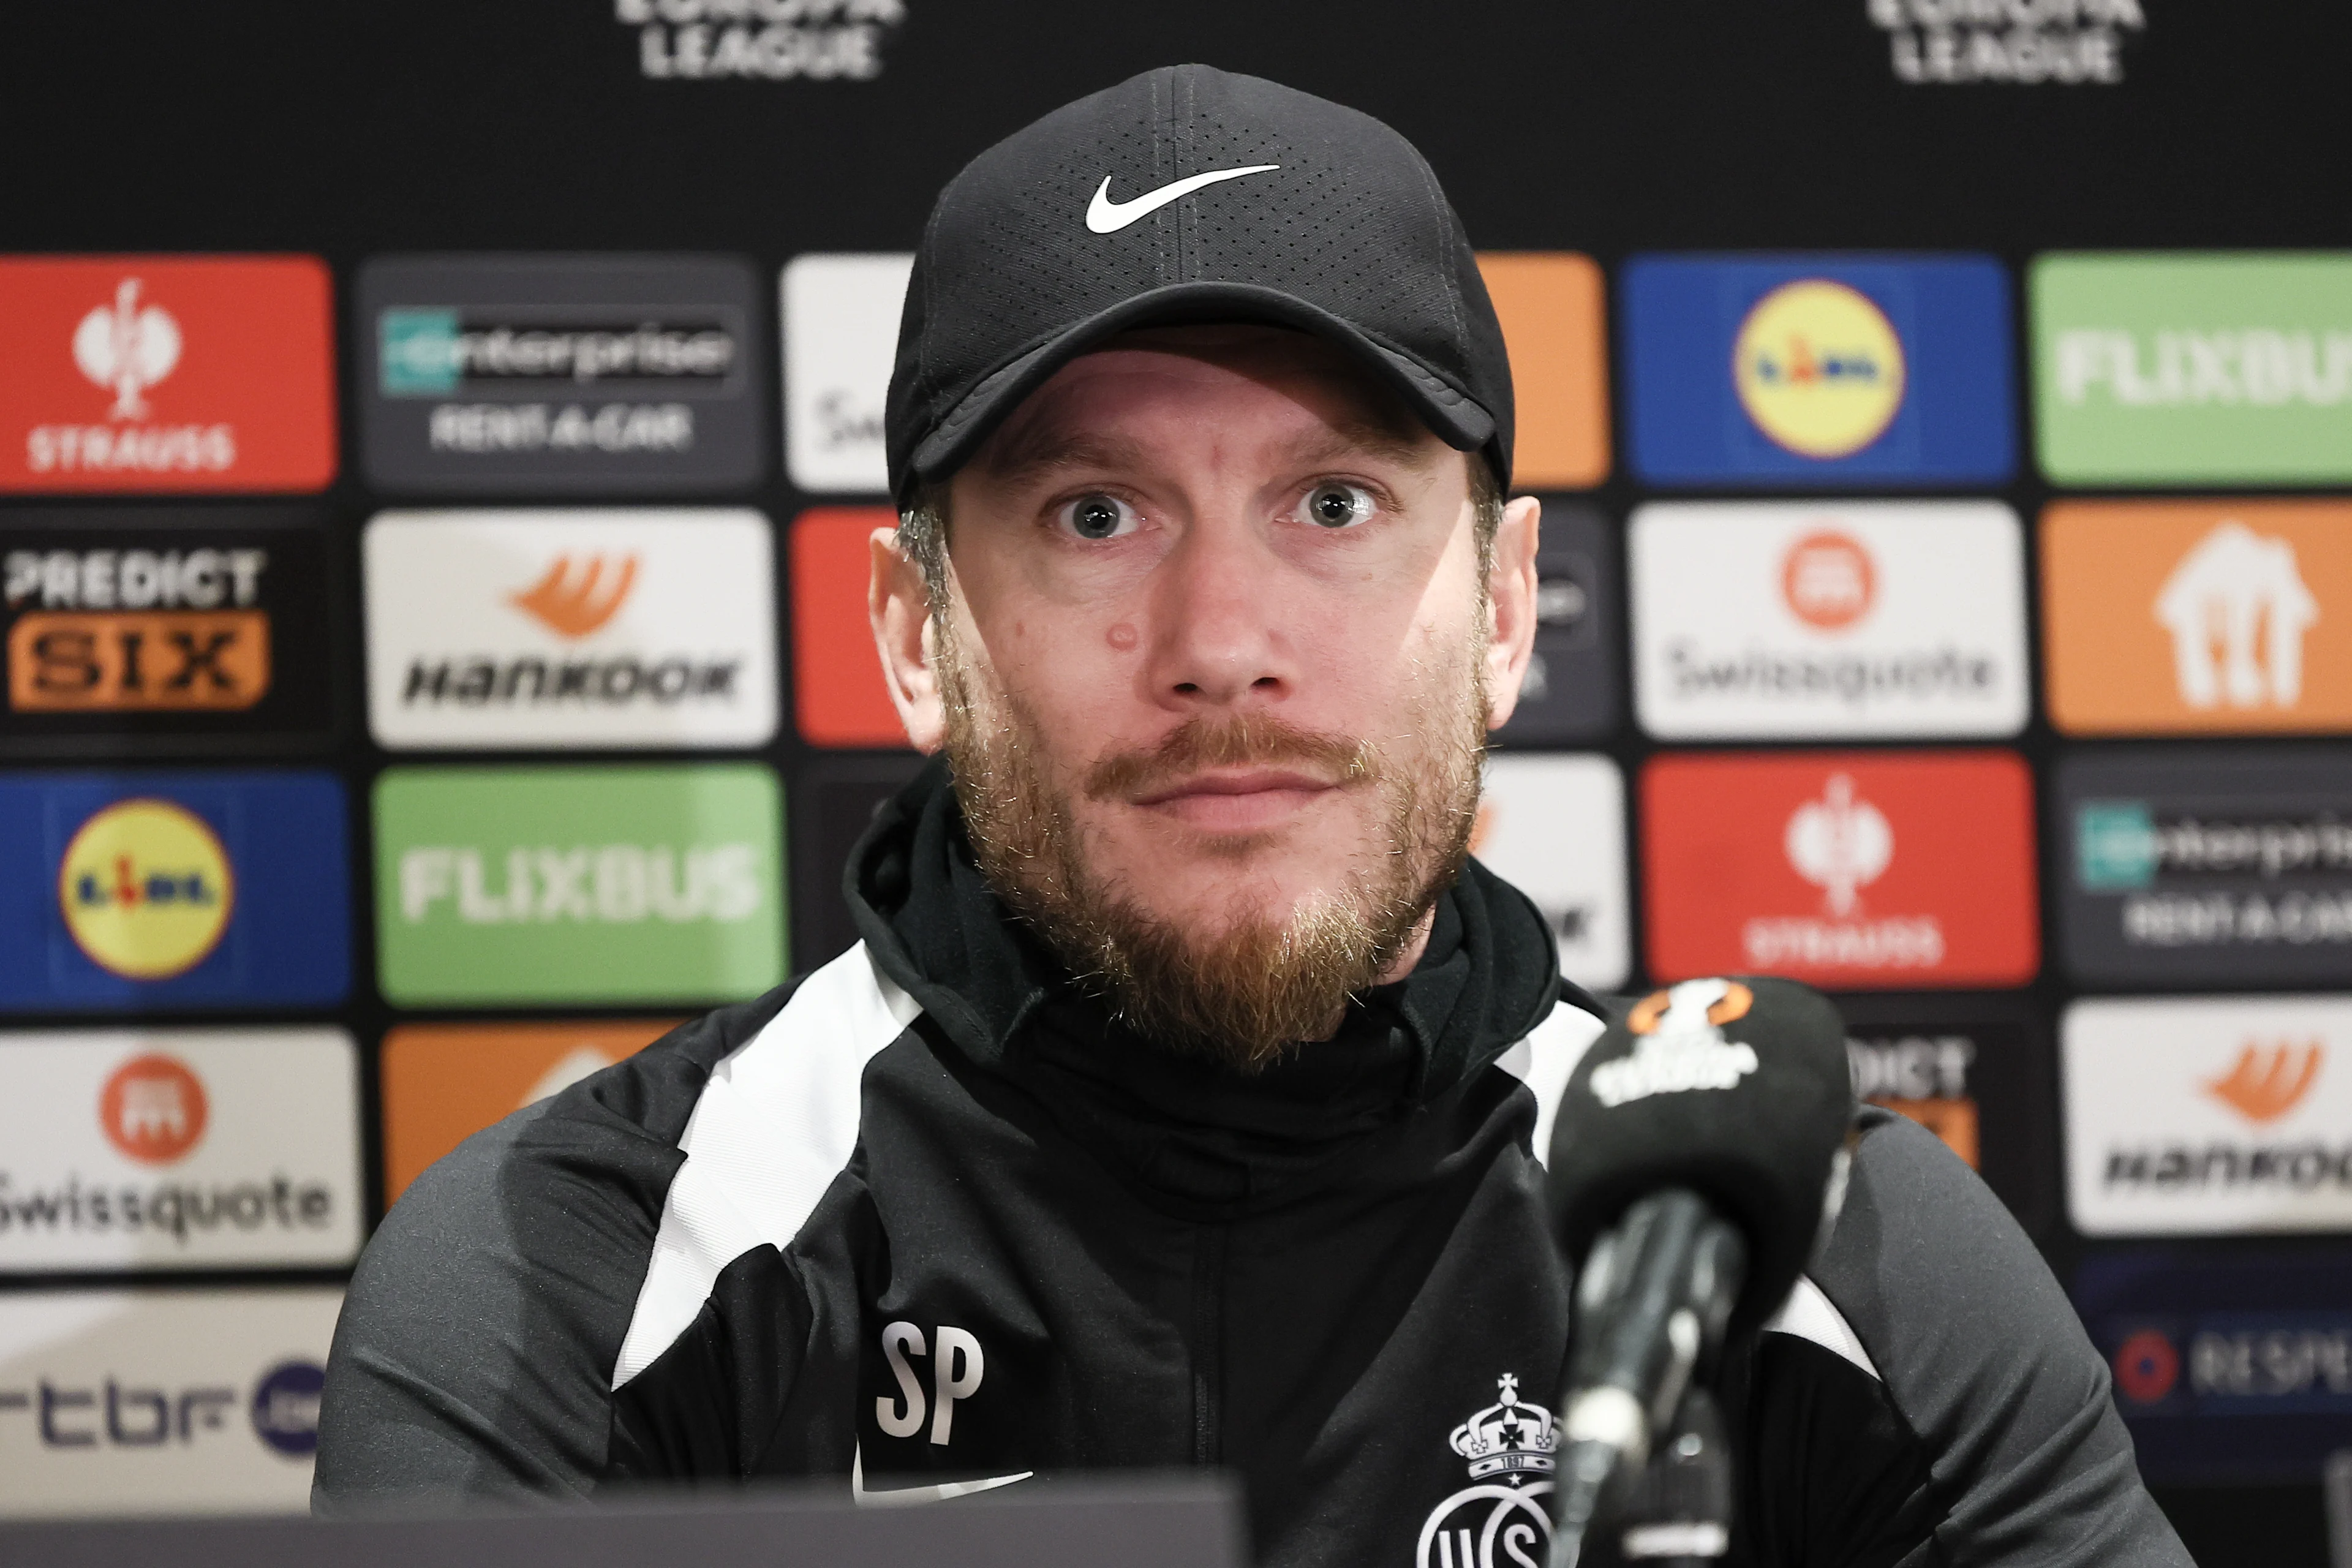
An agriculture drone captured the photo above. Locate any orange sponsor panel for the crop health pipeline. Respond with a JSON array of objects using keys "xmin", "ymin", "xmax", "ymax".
[
  {"xmin": 8, "ymin": 610, "xmax": 270, "ymax": 710},
  {"xmin": 1641, "ymin": 750, "xmax": 2038, "ymax": 990},
  {"xmin": 1476, "ymin": 253, "xmax": 1610, "ymax": 490},
  {"xmin": 0, "ymin": 256, "xmax": 336, "ymax": 493},
  {"xmin": 792, "ymin": 506, "xmax": 908, "ymax": 748},
  {"xmin": 380, "ymin": 1020, "xmax": 677, "ymax": 1202},
  {"xmin": 2042, "ymin": 500, "xmax": 2352, "ymax": 735}
]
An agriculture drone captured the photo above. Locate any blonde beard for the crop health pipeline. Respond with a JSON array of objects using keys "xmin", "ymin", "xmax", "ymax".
[{"xmin": 937, "ymin": 616, "xmax": 1490, "ymax": 1074}]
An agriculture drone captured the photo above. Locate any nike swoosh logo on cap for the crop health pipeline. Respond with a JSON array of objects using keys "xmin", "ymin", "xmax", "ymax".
[{"xmin": 1084, "ymin": 164, "xmax": 1281, "ymax": 233}]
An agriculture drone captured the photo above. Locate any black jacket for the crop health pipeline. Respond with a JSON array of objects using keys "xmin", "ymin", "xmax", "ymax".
[{"xmin": 317, "ymin": 760, "xmax": 2188, "ymax": 1567}]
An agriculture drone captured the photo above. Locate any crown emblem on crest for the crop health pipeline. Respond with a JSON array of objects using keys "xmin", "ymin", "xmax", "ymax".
[{"xmin": 1447, "ymin": 1374, "xmax": 1558, "ymax": 1484}]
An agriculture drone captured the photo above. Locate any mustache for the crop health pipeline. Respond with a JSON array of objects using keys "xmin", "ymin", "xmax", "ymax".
[{"xmin": 1082, "ymin": 712, "xmax": 1376, "ymax": 802}]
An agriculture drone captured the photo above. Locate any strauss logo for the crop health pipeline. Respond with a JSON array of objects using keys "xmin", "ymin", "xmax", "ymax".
[
  {"xmin": 73, "ymin": 278, "xmax": 183, "ymax": 420},
  {"xmin": 1784, "ymin": 773, "xmax": 1893, "ymax": 916},
  {"xmin": 2204, "ymin": 1041, "xmax": 2323, "ymax": 1124},
  {"xmin": 509, "ymin": 554, "xmax": 639, "ymax": 639}
]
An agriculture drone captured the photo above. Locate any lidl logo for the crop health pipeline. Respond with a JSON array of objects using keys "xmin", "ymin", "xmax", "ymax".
[
  {"xmin": 380, "ymin": 1020, "xmax": 675, "ymax": 1202},
  {"xmin": 58, "ymin": 799, "xmax": 234, "ymax": 981},
  {"xmin": 1624, "ymin": 254, "xmax": 2013, "ymax": 486},
  {"xmin": 1642, "ymin": 750, "xmax": 2038, "ymax": 989},
  {"xmin": 1732, "ymin": 281, "xmax": 1907, "ymax": 459},
  {"xmin": 373, "ymin": 764, "xmax": 785, "ymax": 1005},
  {"xmin": 2033, "ymin": 254, "xmax": 2352, "ymax": 484},
  {"xmin": 2042, "ymin": 502, "xmax": 2352, "ymax": 736},
  {"xmin": 0, "ymin": 772, "xmax": 349, "ymax": 1011},
  {"xmin": 364, "ymin": 510, "xmax": 777, "ymax": 751},
  {"xmin": 97, "ymin": 1053, "xmax": 209, "ymax": 1164},
  {"xmin": 0, "ymin": 257, "xmax": 336, "ymax": 494}
]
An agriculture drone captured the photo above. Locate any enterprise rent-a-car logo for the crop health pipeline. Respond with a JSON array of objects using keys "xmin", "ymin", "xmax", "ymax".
[{"xmin": 359, "ymin": 256, "xmax": 764, "ymax": 494}]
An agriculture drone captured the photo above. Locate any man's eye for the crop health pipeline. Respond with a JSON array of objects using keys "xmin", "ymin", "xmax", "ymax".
[
  {"xmin": 1056, "ymin": 492, "xmax": 1140, "ymax": 541},
  {"xmin": 1302, "ymin": 482, "xmax": 1374, "ymax": 529}
]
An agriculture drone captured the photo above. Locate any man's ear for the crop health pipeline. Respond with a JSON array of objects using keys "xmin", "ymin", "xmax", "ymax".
[
  {"xmin": 869, "ymin": 526, "xmax": 946, "ymax": 754},
  {"xmin": 1482, "ymin": 494, "xmax": 1543, "ymax": 731}
]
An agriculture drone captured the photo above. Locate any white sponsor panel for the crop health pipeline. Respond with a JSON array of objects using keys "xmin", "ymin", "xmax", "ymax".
[
  {"xmin": 0, "ymin": 1030, "xmax": 361, "ymax": 1272},
  {"xmin": 0, "ymin": 1288, "xmax": 339, "ymax": 1517},
  {"xmin": 1631, "ymin": 501, "xmax": 2028, "ymax": 740},
  {"xmin": 1474, "ymin": 755, "xmax": 1629, "ymax": 990},
  {"xmin": 783, "ymin": 253, "xmax": 912, "ymax": 494},
  {"xmin": 365, "ymin": 508, "xmax": 778, "ymax": 749},
  {"xmin": 2064, "ymin": 995, "xmax": 2352, "ymax": 1236}
]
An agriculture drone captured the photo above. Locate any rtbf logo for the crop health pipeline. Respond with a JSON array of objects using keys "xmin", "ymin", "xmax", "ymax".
[
  {"xmin": 1642, "ymin": 752, "xmax": 2038, "ymax": 989},
  {"xmin": 0, "ymin": 257, "xmax": 336, "ymax": 493}
]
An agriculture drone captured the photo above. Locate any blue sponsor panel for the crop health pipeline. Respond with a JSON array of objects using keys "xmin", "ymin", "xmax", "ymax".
[
  {"xmin": 2076, "ymin": 1248, "xmax": 2352, "ymax": 1483},
  {"xmin": 1623, "ymin": 254, "xmax": 2015, "ymax": 486},
  {"xmin": 0, "ymin": 771, "xmax": 349, "ymax": 1010}
]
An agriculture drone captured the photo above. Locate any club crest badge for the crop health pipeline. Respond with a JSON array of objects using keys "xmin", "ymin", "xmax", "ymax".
[{"xmin": 1415, "ymin": 1374, "xmax": 1556, "ymax": 1568}]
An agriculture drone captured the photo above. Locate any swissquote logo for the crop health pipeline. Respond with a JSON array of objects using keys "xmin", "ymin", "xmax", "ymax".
[
  {"xmin": 0, "ymin": 1031, "xmax": 361, "ymax": 1272},
  {"xmin": 1642, "ymin": 752, "xmax": 2038, "ymax": 990},
  {"xmin": 0, "ymin": 257, "xmax": 336, "ymax": 494},
  {"xmin": 2064, "ymin": 996, "xmax": 2352, "ymax": 1236},
  {"xmin": 1589, "ymin": 979, "xmax": 1759, "ymax": 1108},
  {"xmin": 1632, "ymin": 502, "xmax": 2027, "ymax": 741},
  {"xmin": 1415, "ymin": 1374, "xmax": 1557, "ymax": 1568},
  {"xmin": 365, "ymin": 510, "xmax": 777, "ymax": 750},
  {"xmin": 2155, "ymin": 522, "xmax": 2318, "ymax": 712}
]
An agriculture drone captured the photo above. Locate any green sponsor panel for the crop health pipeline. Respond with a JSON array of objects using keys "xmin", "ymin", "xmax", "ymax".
[
  {"xmin": 2033, "ymin": 253, "xmax": 2352, "ymax": 484},
  {"xmin": 375, "ymin": 764, "xmax": 785, "ymax": 1005}
]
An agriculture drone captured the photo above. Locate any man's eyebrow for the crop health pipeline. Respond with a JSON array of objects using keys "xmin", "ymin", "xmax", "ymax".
[
  {"xmin": 1286, "ymin": 417, "xmax": 1441, "ymax": 472},
  {"xmin": 971, "ymin": 428, "xmax": 1154, "ymax": 488}
]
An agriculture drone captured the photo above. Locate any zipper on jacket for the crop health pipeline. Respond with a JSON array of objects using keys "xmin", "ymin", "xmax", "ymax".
[{"xmin": 1189, "ymin": 1224, "xmax": 1227, "ymax": 1465}]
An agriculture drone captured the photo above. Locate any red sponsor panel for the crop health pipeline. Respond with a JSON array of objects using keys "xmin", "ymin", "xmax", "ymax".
[
  {"xmin": 0, "ymin": 256, "xmax": 336, "ymax": 493},
  {"xmin": 791, "ymin": 506, "xmax": 910, "ymax": 748},
  {"xmin": 1642, "ymin": 750, "xmax": 2038, "ymax": 989}
]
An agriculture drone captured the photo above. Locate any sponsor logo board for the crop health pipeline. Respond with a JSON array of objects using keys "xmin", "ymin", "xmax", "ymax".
[
  {"xmin": 1623, "ymin": 255, "xmax": 2013, "ymax": 486},
  {"xmin": 1838, "ymin": 995, "xmax": 2057, "ymax": 1235},
  {"xmin": 2043, "ymin": 502, "xmax": 2352, "ymax": 735},
  {"xmin": 374, "ymin": 764, "xmax": 785, "ymax": 1005},
  {"xmin": 364, "ymin": 508, "xmax": 777, "ymax": 750},
  {"xmin": 791, "ymin": 507, "xmax": 907, "ymax": 747},
  {"xmin": 380, "ymin": 1021, "xmax": 676, "ymax": 1203},
  {"xmin": 2034, "ymin": 254, "xmax": 2352, "ymax": 484},
  {"xmin": 2065, "ymin": 995, "xmax": 2352, "ymax": 1236},
  {"xmin": 0, "ymin": 1287, "xmax": 339, "ymax": 1514},
  {"xmin": 1642, "ymin": 751, "xmax": 2038, "ymax": 989},
  {"xmin": 358, "ymin": 255, "xmax": 763, "ymax": 494},
  {"xmin": 1632, "ymin": 501, "xmax": 2027, "ymax": 740},
  {"xmin": 0, "ymin": 772, "xmax": 349, "ymax": 1011},
  {"xmin": 783, "ymin": 254, "xmax": 911, "ymax": 494},
  {"xmin": 1474, "ymin": 255, "xmax": 1610, "ymax": 489},
  {"xmin": 1471, "ymin": 755, "xmax": 1630, "ymax": 991},
  {"xmin": 1493, "ymin": 503, "xmax": 1619, "ymax": 747},
  {"xmin": 2056, "ymin": 748, "xmax": 2352, "ymax": 987},
  {"xmin": 0, "ymin": 257, "xmax": 336, "ymax": 494},
  {"xmin": 2078, "ymin": 1248, "xmax": 2352, "ymax": 1483},
  {"xmin": 0, "ymin": 1030, "xmax": 360, "ymax": 1271},
  {"xmin": 1, "ymin": 511, "xmax": 336, "ymax": 752},
  {"xmin": 792, "ymin": 753, "xmax": 925, "ymax": 970}
]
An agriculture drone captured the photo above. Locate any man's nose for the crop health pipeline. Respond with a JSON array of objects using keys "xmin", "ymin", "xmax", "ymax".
[{"xmin": 1140, "ymin": 513, "xmax": 1296, "ymax": 709}]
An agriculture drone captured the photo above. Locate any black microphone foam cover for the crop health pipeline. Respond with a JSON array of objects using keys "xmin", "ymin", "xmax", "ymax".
[{"xmin": 1547, "ymin": 976, "xmax": 1855, "ymax": 1333}]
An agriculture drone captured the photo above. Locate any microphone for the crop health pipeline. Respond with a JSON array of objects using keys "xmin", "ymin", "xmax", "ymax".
[{"xmin": 1542, "ymin": 976, "xmax": 1855, "ymax": 1568}]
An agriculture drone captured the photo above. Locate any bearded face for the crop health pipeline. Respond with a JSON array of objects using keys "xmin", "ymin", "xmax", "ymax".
[{"xmin": 867, "ymin": 323, "xmax": 1543, "ymax": 1074}]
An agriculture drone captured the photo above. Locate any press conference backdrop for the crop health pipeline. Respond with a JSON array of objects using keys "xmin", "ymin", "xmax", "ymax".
[{"xmin": 1, "ymin": 2, "xmax": 2348, "ymax": 1559}]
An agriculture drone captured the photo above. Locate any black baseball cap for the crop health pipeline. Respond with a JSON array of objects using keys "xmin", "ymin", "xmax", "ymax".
[{"xmin": 884, "ymin": 63, "xmax": 1514, "ymax": 507}]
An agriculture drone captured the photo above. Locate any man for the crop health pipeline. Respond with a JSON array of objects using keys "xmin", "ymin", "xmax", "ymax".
[{"xmin": 317, "ymin": 65, "xmax": 2188, "ymax": 1567}]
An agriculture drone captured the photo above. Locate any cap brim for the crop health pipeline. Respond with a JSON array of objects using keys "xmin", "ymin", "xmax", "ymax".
[{"xmin": 904, "ymin": 281, "xmax": 1496, "ymax": 501}]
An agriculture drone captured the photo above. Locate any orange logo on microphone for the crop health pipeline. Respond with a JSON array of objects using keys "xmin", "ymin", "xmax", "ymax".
[
  {"xmin": 2204, "ymin": 1041, "xmax": 2322, "ymax": 1123},
  {"xmin": 509, "ymin": 554, "xmax": 638, "ymax": 638}
]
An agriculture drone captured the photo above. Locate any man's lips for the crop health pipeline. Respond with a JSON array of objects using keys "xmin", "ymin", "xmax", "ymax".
[
  {"xmin": 1125, "ymin": 767, "xmax": 1346, "ymax": 832},
  {"xmin": 1128, "ymin": 767, "xmax": 1342, "ymax": 807}
]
